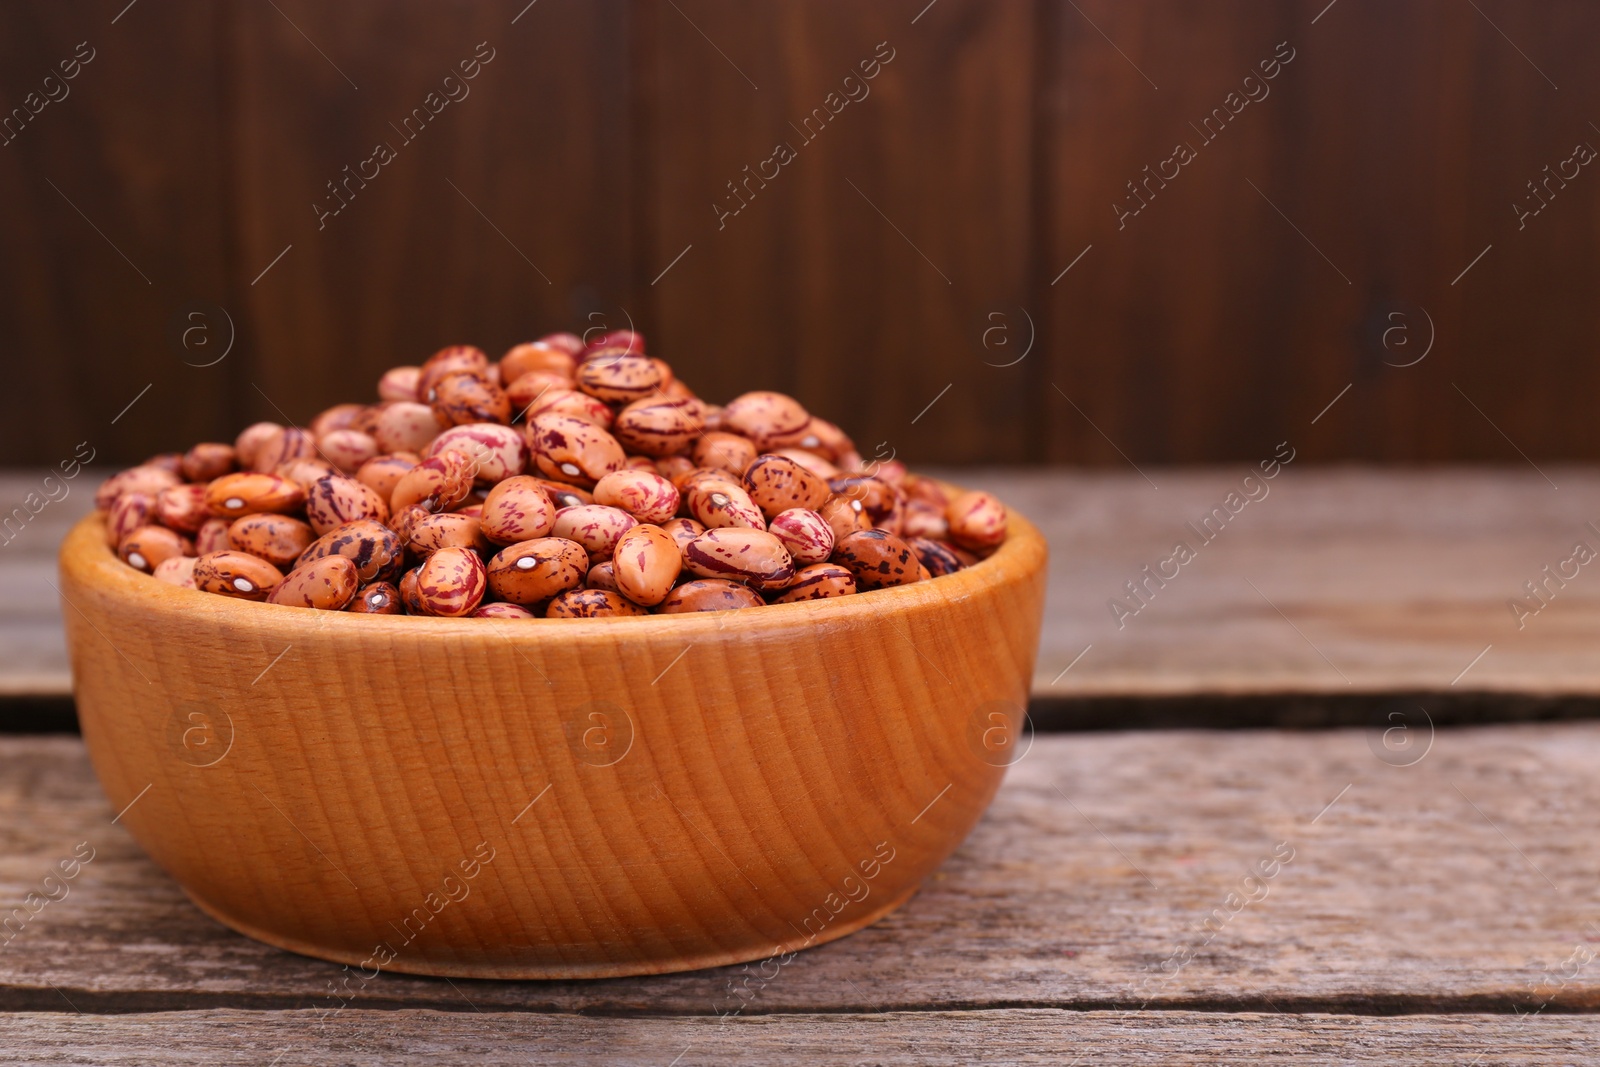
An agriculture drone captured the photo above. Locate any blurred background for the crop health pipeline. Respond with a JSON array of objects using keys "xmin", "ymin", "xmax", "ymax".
[{"xmin": 3, "ymin": 0, "xmax": 1596, "ymax": 470}]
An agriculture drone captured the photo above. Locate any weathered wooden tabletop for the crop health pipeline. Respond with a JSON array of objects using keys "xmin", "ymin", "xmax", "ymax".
[{"xmin": 3, "ymin": 468, "xmax": 1599, "ymax": 1063}]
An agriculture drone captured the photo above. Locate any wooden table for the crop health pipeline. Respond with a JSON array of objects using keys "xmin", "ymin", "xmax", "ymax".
[{"xmin": 3, "ymin": 469, "xmax": 1598, "ymax": 1063}]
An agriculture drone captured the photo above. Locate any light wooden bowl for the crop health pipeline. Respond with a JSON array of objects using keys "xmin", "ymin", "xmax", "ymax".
[{"xmin": 58, "ymin": 501, "xmax": 1047, "ymax": 979}]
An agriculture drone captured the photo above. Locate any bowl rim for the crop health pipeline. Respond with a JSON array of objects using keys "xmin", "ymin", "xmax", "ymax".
[{"xmin": 60, "ymin": 497, "xmax": 1048, "ymax": 641}]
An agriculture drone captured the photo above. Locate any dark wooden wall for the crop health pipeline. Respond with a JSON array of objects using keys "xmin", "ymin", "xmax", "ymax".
[{"xmin": 2, "ymin": 0, "xmax": 1597, "ymax": 468}]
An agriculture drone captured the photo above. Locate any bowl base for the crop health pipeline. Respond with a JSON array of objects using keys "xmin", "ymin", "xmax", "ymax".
[{"xmin": 181, "ymin": 882, "xmax": 921, "ymax": 980}]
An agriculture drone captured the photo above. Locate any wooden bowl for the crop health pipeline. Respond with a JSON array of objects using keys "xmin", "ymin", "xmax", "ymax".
[{"xmin": 57, "ymin": 503, "xmax": 1047, "ymax": 979}]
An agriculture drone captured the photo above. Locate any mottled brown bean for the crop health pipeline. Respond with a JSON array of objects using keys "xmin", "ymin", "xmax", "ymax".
[
  {"xmin": 117, "ymin": 525, "xmax": 193, "ymax": 573},
  {"xmin": 681, "ymin": 528, "xmax": 794, "ymax": 590},
  {"xmin": 818, "ymin": 493, "xmax": 871, "ymax": 541},
  {"xmin": 500, "ymin": 342, "xmax": 576, "ymax": 383},
  {"xmin": 611, "ymin": 396, "xmax": 705, "ymax": 457},
  {"xmin": 105, "ymin": 491, "xmax": 156, "ymax": 548},
  {"xmin": 377, "ymin": 366, "xmax": 422, "ymax": 403},
  {"xmin": 389, "ymin": 450, "xmax": 475, "ymax": 512},
  {"xmin": 192, "ymin": 551, "xmax": 283, "ymax": 600},
  {"xmin": 685, "ymin": 482, "xmax": 766, "ymax": 531},
  {"xmin": 194, "ymin": 517, "xmax": 231, "ymax": 555},
  {"xmin": 204, "ymin": 473, "xmax": 306, "ymax": 519},
  {"xmin": 575, "ymin": 354, "xmax": 664, "ymax": 404},
  {"xmin": 305, "ymin": 475, "xmax": 389, "ymax": 535},
  {"xmin": 180, "ymin": 443, "xmax": 237, "ymax": 483},
  {"xmin": 370, "ymin": 401, "xmax": 442, "ymax": 454},
  {"xmin": 296, "ymin": 519, "xmax": 404, "ymax": 583},
  {"xmin": 486, "ymin": 537, "xmax": 589, "ymax": 606},
  {"xmin": 425, "ymin": 423, "xmax": 527, "ymax": 484},
  {"xmin": 249, "ymin": 426, "xmax": 318, "ymax": 474},
  {"xmin": 518, "ymin": 387, "xmax": 614, "ymax": 429},
  {"xmin": 828, "ymin": 475, "xmax": 905, "ymax": 534},
  {"xmin": 348, "ymin": 581, "xmax": 402, "ymax": 615},
  {"xmin": 767, "ymin": 507, "xmax": 835, "ymax": 565},
  {"xmin": 526, "ymin": 413, "xmax": 626, "ymax": 486},
  {"xmin": 95, "ymin": 465, "xmax": 180, "ymax": 511},
  {"xmin": 658, "ymin": 579, "xmax": 765, "ymax": 614},
  {"xmin": 946, "ymin": 490, "xmax": 1008, "ymax": 551},
  {"xmin": 907, "ymin": 536, "xmax": 969, "ymax": 578},
  {"xmin": 743, "ymin": 454, "xmax": 830, "ymax": 518},
  {"xmin": 831, "ymin": 529, "xmax": 921, "ymax": 590},
  {"xmin": 227, "ymin": 513, "xmax": 316, "ymax": 568},
  {"xmin": 551, "ymin": 504, "xmax": 638, "ymax": 565},
  {"xmin": 318, "ymin": 428, "xmax": 379, "ymax": 473},
  {"xmin": 478, "ymin": 476, "xmax": 556, "ymax": 545},
  {"xmin": 430, "ymin": 370, "xmax": 511, "ymax": 427},
  {"xmin": 692, "ymin": 432, "xmax": 758, "ymax": 475},
  {"xmin": 773, "ymin": 562, "xmax": 857, "ymax": 603},
  {"xmin": 661, "ymin": 517, "xmax": 706, "ymax": 555},
  {"xmin": 545, "ymin": 589, "xmax": 648, "ymax": 618},
  {"xmin": 593, "ymin": 469, "xmax": 680, "ymax": 524},
  {"xmin": 267, "ymin": 555, "xmax": 359, "ymax": 611},
  {"xmin": 721, "ymin": 391, "xmax": 811, "ymax": 451},
  {"xmin": 356, "ymin": 452, "xmax": 418, "ymax": 501},
  {"xmin": 611, "ymin": 524, "xmax": 681, "ymax": 606},
  {"xmin": 585, "ymin": 560, "xmax": 620, "ymax": 591},
  {"xmin": 472, "ymin": 602, "xmax": 536, "ymax": 619},
  {"xmin": 152, "ymin": 555, "xmax": 198, "ymax": 589},
  {"xmin": 412, "ymin": 546, "xmax": 487, "ymax": 617},
  {"xmin": 417, "ymin": 344, "xmax": 490, "ymax": 398},
  {"xmin": 406, "ymin": 512, "xmax": 489, "ymax": 557}
]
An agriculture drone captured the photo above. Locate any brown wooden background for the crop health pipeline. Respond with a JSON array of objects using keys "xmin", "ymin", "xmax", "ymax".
[{"xmin": 2, "ymin": 0, "xmax": 1597, "ymax": 469}]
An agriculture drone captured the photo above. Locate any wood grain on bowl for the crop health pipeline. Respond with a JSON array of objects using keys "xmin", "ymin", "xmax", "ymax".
[{"xmin": 55, "ymin": 503, "xmax": 1046, "ymax": 978}]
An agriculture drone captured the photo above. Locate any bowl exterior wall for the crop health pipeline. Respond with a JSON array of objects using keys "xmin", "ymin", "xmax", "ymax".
[{"xmin": 60, "ymin": 510, "xmax": 1046, "ymax": 978}]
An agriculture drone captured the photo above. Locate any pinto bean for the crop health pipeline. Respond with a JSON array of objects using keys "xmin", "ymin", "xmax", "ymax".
[
  {"xmin": 545, "ymin": 589, "xmax": 648, "ymax": 618},
  {"xmin": 946, "ymin": 490, "xmax": 1008, "ymax": 551},
  {"xmin": 551, "ymin": 504, "xmax": 638, "ymax": 565},
  {"xmin": 772, "ymin": 562, "xmax": 856, "ymax": 603},
  {"xmin": 681, "ymin": 528, "xmax": 794, "ymax": 590},
  {"xmin": 657, "ymin": 579, "xmax": 765, "ymax": 614},
  {"xmin": 526, "ymin": 413, "xmax": 626, "ymax": 486},
  {"xmin": 831, "ymin": 529, "xmax": 920, "ymax": 590},
  {"xmin": 593, "ymin": 469, "xmax": 680, "ymax": 524},
  {"xmin": 228, "ymin": 513, "xmax": 316, "ymax": 568},
  {"xmin": 767, "ymin": 508, "xmax": 835, "ymax": 565},
  {"xmin": 305, "ymin": 475, "xmax": 389, "ymax": 535},
  {"xmin": 349, "ymin": 581, "xmax": 402, "ymax": 615},
  {"xmin": 486, "ymin": 537, "xmax": 589, "ymax": 606},
  {"xmin": 296, "ymin": 519, "xmax": 404, "ymax": 583},
  {"xmin": 267, "ymin": 555, "xmax": 360, "ymax": 610},
  {"xmin": 412, "ymin": 546, "xmax": 487, "ymax": 617},
  {"xmin": 204, "ymin": 473, "xmax": 306, "ymax": 519},
  {"xmin": 118, "ymin": 525, "xmax": 193, "ymax": 573},
  {"xmin": 611, "ymin": 524, "xmax": 681, "ymax": 606},
  {"xmin": 743, "ymin": 454, "xmax": 830, "ymax": 518},
  {"xmin": 192, "ymin": 551, "xmax": 283, "ymax": 600}
]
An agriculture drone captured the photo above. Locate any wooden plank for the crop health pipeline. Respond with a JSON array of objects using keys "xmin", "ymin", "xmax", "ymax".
[
  {"xmin": 3, "ymin": 725, "xmax": 1599, "ymax": 1012},
  {"xmin": 229, "ymin": 0, "xmax": 634, "ymax": 426},
  {"xmin": 3, "ymin": 1009, "xmax": 1598, "ymax": 1065},
  {"xmin": 641, "ymin": 0, "xmax": 1039, "ymax": 465},
  {"xmin": 11, "ymin": 469, "xmax": 1600, "ymax": 703},
  {"xmin": 0, "ymin": 1, "xmax": 239, "ymax": 466},
  {"xmin": 1039, "ymin": 0, "xmax": 1600, "ymax": 465}
]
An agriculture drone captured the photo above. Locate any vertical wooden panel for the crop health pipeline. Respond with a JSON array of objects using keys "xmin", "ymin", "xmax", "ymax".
[
  {"xmin": 641, "ymin": 0, "xmax": 1038, "ymax": 465},
  {"xmin": 230, "ymin": 0, "xmax": 634, "ymax": 426},
  {"xmin": 1040, "ymin": 0, "xmax": 1600, "ymax": 465},
  {"xmin": 0, "ymin": 0, "xmax": 236, "ymax": 466}
]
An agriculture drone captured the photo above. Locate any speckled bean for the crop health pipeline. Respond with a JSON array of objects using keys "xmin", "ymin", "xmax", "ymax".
[
  {"xmin": 472, "ymin": 601, "xmax": 537, "ymax": 619},
  {"xmin": 592, "ymin": 469, "xmax": 680, "ymax": 524},
  {"xmin": 406, "ymin": 512, "xmax": 489, "ymax": 557},
  {"xmin": 486, "ymin": 537, "xmax": 589, "ymax": 606},
  {"xmin": 370, "ymin": 401, "xmax": 443, "ymax": 454},
  {"xmin": 267, "ymin": 555, "xmax": 360, "ymax": 610},
  {"xmin": 743, "ymin": 454, "xmax": 830, "ymax": 518},
  {"xmin": 478, "ymin": 476, "xmax": 556, "ymax": 546},
  {"xmin": 545, "ymin": 589, "xmax": 648, "ymax": 618},
  {"xmin": 658, "ymin": 579, "xmax": 765, "ymax": 613},
  {"xmin": 377, "ymin": 366, "xmax": 422, "ymax": 402},
  {"xmin": 195, "ymin": 517, "xmax": 231, "ymax": 555},
  {"xmin": 431, "ymin": 370, "xmax": 511, "ymax": 427},
  {"xmin": 575, "ymin": 354, "xmax": 664, "ymax": 404},
  {"xmin": 532, "ymin": 478, "xmax": 594, "ymax": 510},
  {"xmin": 411, "ymin": 546, "xmax": 487, "ymax": 617},
  {"xmin": 398, "ymin": 567, "xmax": 424, "ymax": 614},
  {"xmin": 227, "ymin": 513, "xmax": 316, "ymax": 568},
  {"xmin": 318, "ymin": 428, "xmax": 379, "ymax": 473},
  {"xmin": 526, "ymin": 413, "xmax": 626, "ymax": 486},
  {"xmin": 902, "ymin": 500, "xmax": 949, "ymax": 540},
  {"xmin": 773, "ymin": 562, "xmax": 857, "ymax": 603},
  {"xmin": 586, "ymin": 560, "xmax": 620, "ymax": 591},
  {"xmin": 831, "ymin": 529, "xmax": 920, "ymax": 590},
  {"xmin": 500, "ymin": 342, "xmax": 577, "ymax": 383},
  {"xmin": 117, "ymin": 525, "xmax": 193, "ymax": 573},
  {"xmin": 767, "ymin": 507, "xmax": 835, "ymax": 565},
  {"xmin": 551, "ymin": 504, "xmax": 638, "ymax": 565},
  {"xmin": 274, "ymin": 458, "xmax": 340, "ymax": 491},
  {"xmin": 180, "ymin": 443, "xmax": 237, "ymax": 483},
  {"xmin": 828, "ymin": 475, "xmax": 905, "ymax": 534},
  {"xmin": 691, "ymin": 432, "xmax": 758, "ymax": 475},
  {"xmin": 612, "ymin": 524, "xmax": 681, "ymax": 606},
  {"xmin": 907, "ymin": 536, "xmax": 971, "ymax": 578},
  {"xmin": 95, "ymin": 464, "xmax": 181, "ymax": 511},
  {"xmin": 232, "ymin": 422, "xmax": 282, "ymax": 471},
  {"xmin": 721, "ymin": 391, "xmax": 811, "ymax": 452},
  {"xmin": 945, "ymin": 490, "xmax": 1007, "ymax": 551},
  {"xmin": 518, "ymin": 387, "xmax": 614, "ymax": 429},
  {"xmin": 192, "ymin": 551, "xmax": 283, "ymax": 600},
  {"xmin": 356, "ymin": 452, "xmax": 418, "ymax": 501},
  {"xmin": 204, "ymin": 473, "xmax": 306, "ymax": 519},
  {"xmin": 417, "ymin": 345, "xmax": 490, "ymax": 398},
  {"xmin": 249, "ymin": 426, "xmax": 318, "ymax": 473},
  {"xmin": 105, "ymin": 491, "xmax": 157, "ymax": 547},
  {"xmin": 349, "ymin": 581, "xmax": 402, "ymax": 614},
  {"xmin": 611, "ymin": 397, "xmax": 705, "ymax": 457},
  {"xmin": 389, "ymin": 450, "xmax": 475, "ymax": 512},
  {"xmin": 817, "ymin": 494, "xmax": 871, "ymax": 541},
  {"xmin": 305, "ymin": 475, "xmax": 389, "ymax": 535},
  {"xmin": 686, "ymin": 481, "xmax": 766, "ymax": 531},
  {"xmin": 661, "ymin": 516, "xmax": 706, "ymax": 555},
  {"xmin": 771, "ymin": 448, "xmax": 839, "ymax": 480},
  {"xmin": 425, "ymin": 423, "xmax": 528, "ymax": 485},
  {"xmin": 681, "ymin": 528, "xmax": 794, "ymax": 590},
  {"xmin": 296, "ymin": 519, "xmax": 404, "ymax": 583},
  {"xmin": 310, "ymin": 403, "xmax": 367, "ymax": 439},
  {"xmin": 152, "ymin": 555, "xmax": 198, "ymax": 588}
]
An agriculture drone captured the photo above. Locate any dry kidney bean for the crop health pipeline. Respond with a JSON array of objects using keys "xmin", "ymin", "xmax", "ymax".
[
  {"xmin": 431, "ymin": 371, "xmax": 511, "ymax": 427},
  {"xmin": 96, "ymin": 465, "xmax": 181, "ymax": 510},
  {"xmin": 117, "ymin": 525, "xmax": 193, "ymax": 573},
  {"xmin": 575, "ymin": 354, "xmax": 663, "ymax": 404},
  {"xmin": 418, "ymin": 345, "xmax": 490, "ymax": 398},
  {"xmin": 356, "ymin": 453, "xmax": 418, "ymax": 500},
  {"xmin": 486, "ymin": 537, "xmax": 588, "ymax": 606},
  {"xmin": 152, "ymin": 555, "xmax": 198, "ymax": 588},
  {"xmin": 520, "ymin": 387, "xmax": 615, "ymax": 429},
  {"xmin": 319, "ymin": 428, "xmax": 379, "ymax": 473},
  {"xmin": 658, "ymin": 579, "xmax": 765, "ymax": 613},
  {"xmin": 406, "ymin": 512, "xmax": 489, "ymax": 557},
  {"xmin": 390, "ymin": 450, "xmax": 475, "ymax": 512},
  {"xmin": 593, "ymin": 469, "xmax": 679, "ymax": 524},
  {"xmin": 682, "ymin": 528, "xmax": 794, "ymax": 590},
  {"xmin": 526, "ymin": 413, "xmax": 626, "ymax": 486},
  {"xmin": 767, "ymin": 507, "xmax": 835, "ymax": 565},
  {"xmin": 426, "ymin": 424, "xmax": 527, "ymax": 484},
  {"xmin": 267, "ymin": 555, "xmax": 360, "ymax": 611},
  {"xmin": 349, "ymin": 581, "xmax": 402, "ymax": 614},
  {"xmin": 773, "ymin": 562, "xmax": 856, "ymax": 603},
  {"xmin": 180, "ymin": 443, "xmax": 237, "ymax": 483},
  {"xmin": 612, "ymin": 524, "xmax": 681, "ymax": 606},
  {"xmin": 692, "ymin": 432, "xmax": 758, "ymax": 475},
  {"xmin": 832, "ymin": 529, "xmax": 920, "ymax": 590},
  {"xmin": 296, "ymin": 519, "xmax": 404, "ymax": 583},
  {"xmin": 99, "ymin": 332, "xmax": 1010, "ymax": 617},
  {"xmin": 546, "ymin": 589, "xmax": 647, "ymax": 618},
  {"xmin": 305, "ymin": 475, "xmax": 389, "ymax": 535},
  {"xmin": 205, "ymin": 473, "xmax": 306, "ymax": 519},
  {"xmin": 106, "ymin": 491, "xmax": 156, "ymax": 547},
  {"xmin": 611, "ymin": 397, "xmax": 705, "ymax": 456},
  {"xmin": 371, "ymin": 401, "xmax": 443, "ymax": 454},
  {"xmin": 193, "ymin": 551, "xmax": 283, "ymax": 600},
  {"xmin": 743, "ymin": 454, "xmax": 829, "ymax": 518},
  {"xmin": 478, "ymin": 476, "xmax": 556, "ymax": 545},
  {"xmin": 551, "ymin": 504, "xmax": 638, "ymax": 565},
  {"xmin": 228, "ymin": 513, "xmax": 316, "ymax": 568},
  {"xmin": 412, "ymin": 546, "xmax": 487, "ymax": 617},
  {"xmin": 685, "ymin": 481, "xmax": 766, "ymax": 531},
  {"xmin": 946, "ymin": 490, "xmax": 1007, "ymax": 551}
]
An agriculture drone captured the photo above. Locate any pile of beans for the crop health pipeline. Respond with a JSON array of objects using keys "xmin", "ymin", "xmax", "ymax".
[{"xmin": 96, "ymin": 331, "xmax": 1009, "ymax": 618}]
